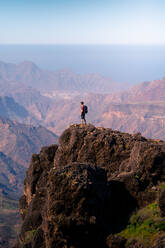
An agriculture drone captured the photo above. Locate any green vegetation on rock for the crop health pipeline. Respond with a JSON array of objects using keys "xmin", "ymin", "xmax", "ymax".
[
  {"xmin": 23, "ymin": 229, "xmax": 37, "ymax": 245},
  {"xmin": 120, "ymin": 202, "xmax": 165, "ymax": 247},
  {"xmin": 160, "ymin": 183, "xmax": 165, "ymax": 190}
]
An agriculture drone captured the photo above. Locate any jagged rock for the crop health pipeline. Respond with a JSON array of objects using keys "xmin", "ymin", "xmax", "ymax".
[
  {"xmin": 159, "ymin": 189, "xmax": 165, "ymax": 217},
  {"xmin": 106, "ymin": 234, "xmax": 126, "ymax": 248},
  {"xmin": 54, "ymin": 124, "xmax": 140, "ymax": 174},
  {"xmin": 43, "ymin": 163, "xmax": 109, "ymax": 248},
  {"xmin": 117, "ymin": 140, "xmax": 165, "ymax": 206},
  {"xmin": 126, "ymin": 240, "xmax": 144, "ymax": 248},
  {"xmin": 151, "ymin": 234, "xmax": 165, "ymax": 248},
  {"xmin": 19, "ymin": 195, "xmax": 28, "ymax": 220},
  {"xmin": 18, "ymin": 159, "xmax": 135, "ymax": 247},
  {"xmin": 54, "ymin": 124, "xmax": 165, "ymax": 206},
  {"xmin": 24, "ymin": 144, "xmax": 58, "ymax": 204},
  {"xmin": 16, "ymin": 124, "xmax": 165, "ymax": 248}
]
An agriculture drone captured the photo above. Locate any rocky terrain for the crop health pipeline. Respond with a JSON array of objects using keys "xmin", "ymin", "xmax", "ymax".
[{"xmin": 15, "ymin": 124, "xmax": 165, "ymax": 248}]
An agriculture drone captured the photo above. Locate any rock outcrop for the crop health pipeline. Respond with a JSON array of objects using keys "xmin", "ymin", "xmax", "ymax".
[
  {"xmin": 158, "ymin": 189, "xmax": 165, "ymax": 217},
  {"xmin": 15, "ymin": 124, "xmax": 165, "ymax": 248}
]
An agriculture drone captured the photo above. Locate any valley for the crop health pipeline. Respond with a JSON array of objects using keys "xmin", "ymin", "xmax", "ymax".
[{"xmin": 1, "ymin": 60, "xmax": 165, "ymax": 246}]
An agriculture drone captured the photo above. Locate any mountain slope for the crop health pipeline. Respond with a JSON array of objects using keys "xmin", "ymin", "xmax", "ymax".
[
  {"xmin": 0, "ymin": 152, "xmax": 24, "ymax": 199},
  {"xmin": 15, "ymin": 124, "xmax": 165, "ymax": 248},
  {"xmin": 126, "ymin": 78, "xmax": 165, "ymax": 102},
  {"xmin": 115, "ymin": 77, "xmax": 165, "ymax": 103},
  {"xmin": 0, "ymin": 114, "xmax": 58, "ymax": 198},
  {"xmin": 0, "ymin": 82, "xmax": 52, "ymax": 125},
  {"xmin": 0, "ymin": 115, "xmax": 58, "ymax": 167},
  {"xmin": 0, "ymin": 95, "xmax": 29, "ymax": 121},
  {"xmin": 0, "ymin": 115, "xmax": 58, "ymax": 248}
]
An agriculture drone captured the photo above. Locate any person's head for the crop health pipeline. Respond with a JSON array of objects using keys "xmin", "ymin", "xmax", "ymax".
[{"xmin": 80, "ymin": 101, "xmax": 84, "ymax": 105}]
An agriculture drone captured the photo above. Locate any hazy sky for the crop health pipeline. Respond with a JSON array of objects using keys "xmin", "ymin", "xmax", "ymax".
[{"xmin": 1, "ymin": 0, "xmax": 165, "ymax": 44}]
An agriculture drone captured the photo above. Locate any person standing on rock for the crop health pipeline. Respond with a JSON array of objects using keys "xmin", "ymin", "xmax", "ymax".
[{"xmin": 80, "ymin": 101, "xmax": 88, "ymax": 124}]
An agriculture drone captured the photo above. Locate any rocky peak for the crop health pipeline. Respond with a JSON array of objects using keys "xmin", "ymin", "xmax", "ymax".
[
  {"xmin": 15, "ymin": 124, "xmax": 165, "ymax": 248},
  {"xmin": 17, "ymin": 61, "xmax": 41, "ymax": 74}
]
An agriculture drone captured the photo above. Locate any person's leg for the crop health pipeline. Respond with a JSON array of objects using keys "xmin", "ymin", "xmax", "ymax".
[
  {"xmin": 81, "ymin": 113, "xmax": 86, "ymax": 124},
  {"xmin": 81, "ymin": 113, "xmax": 84, "ymax": 124},
  {"xmin": 84, "ymin": 115, "xmax": 86, "ymax": 124}
]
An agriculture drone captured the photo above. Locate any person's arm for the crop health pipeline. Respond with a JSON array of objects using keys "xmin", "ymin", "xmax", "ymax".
[{"xmin": 81, "ymin": 105, "xmax": 83, "ymax": 113}]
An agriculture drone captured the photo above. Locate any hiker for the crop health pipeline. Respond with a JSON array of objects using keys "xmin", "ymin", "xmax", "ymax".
[{"xmin": 80, "ymin": 101, "xmax": 88, "ymax": 124}]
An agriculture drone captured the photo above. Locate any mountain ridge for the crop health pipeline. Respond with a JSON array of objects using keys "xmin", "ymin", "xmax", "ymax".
[
  {"xmin": 1, "ymin": 60, "xmax": 165, "ymax": 140},
  {"xmin": 0, "ymin": 60, "xmax": 125, "ymax": 93}
]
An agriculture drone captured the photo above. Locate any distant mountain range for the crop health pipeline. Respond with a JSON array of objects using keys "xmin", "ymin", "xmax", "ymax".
[
  {"xmin": 124, "ymin": 78, "xmax": 165, "ymax": 102},
  {"xmin": 41, "ymin": 77, "xmax": 165, "ymax": 138},
  {"xmin": 0, "ymin": 83, "xmax": 58, "ymax": 246},
  {"xmin": 104, "ymin": 77, "xmax": 165, "ymax": 103},
  {"xmin": 0, "ymin": 61, "xmax": 125, "ymax": 93},
  {"xmin": 1, "ymin": 60, "xmax": 165, "ymax": 140}
]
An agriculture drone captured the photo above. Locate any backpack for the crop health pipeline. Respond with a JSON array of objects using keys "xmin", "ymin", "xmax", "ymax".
[{"xmin": 83, "ymin": 105, "xmax": 88, "ymax": 114}]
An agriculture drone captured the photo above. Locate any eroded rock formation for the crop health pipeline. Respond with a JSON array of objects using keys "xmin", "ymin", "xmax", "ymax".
[{"xmin": 15, "ymin": 124, "xmax": 165, "ymax": 247}]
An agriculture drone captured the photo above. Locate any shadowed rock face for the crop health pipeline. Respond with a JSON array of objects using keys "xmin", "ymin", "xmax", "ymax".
[
  {"xmin": 15, "ymin": 124, "xmax": 165, "ymax": 248},
  {"xmin": 54, "ymin": 124, "xmax": 165, "ymax": 206},
  {"xmin": 159, "ymin": 189, "xmax": 165, "ymax": 217}
]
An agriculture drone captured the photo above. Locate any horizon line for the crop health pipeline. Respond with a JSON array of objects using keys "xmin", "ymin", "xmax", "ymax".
[{"xmin": 0, "ymin": 43, "xmax": 165, "ymax": 46}]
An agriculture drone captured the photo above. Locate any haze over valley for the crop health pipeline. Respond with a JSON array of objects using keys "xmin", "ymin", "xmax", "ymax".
[
  {"xmin": 1, "ymin": 57, "xmax": 165, "ymax": 205},
  {"xmin": 1, "ymin": 60, "xmax": 165, "ymax": 139},
  {"xmin": 1, "ymin": 0, "xmax": 165, "ymax": 246},
  {"xmin": 2, "ymin": 46, "xmax": 165, "ymax": 248},
  {"xmin": 1, "ymin": 56, "xmax": 165, "ymax": 246}
]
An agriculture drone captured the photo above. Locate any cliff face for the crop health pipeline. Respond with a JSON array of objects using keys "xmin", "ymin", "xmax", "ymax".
[{"xmin": 16, "ymin": 124, "xmax": 165, "ymax": 248}]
